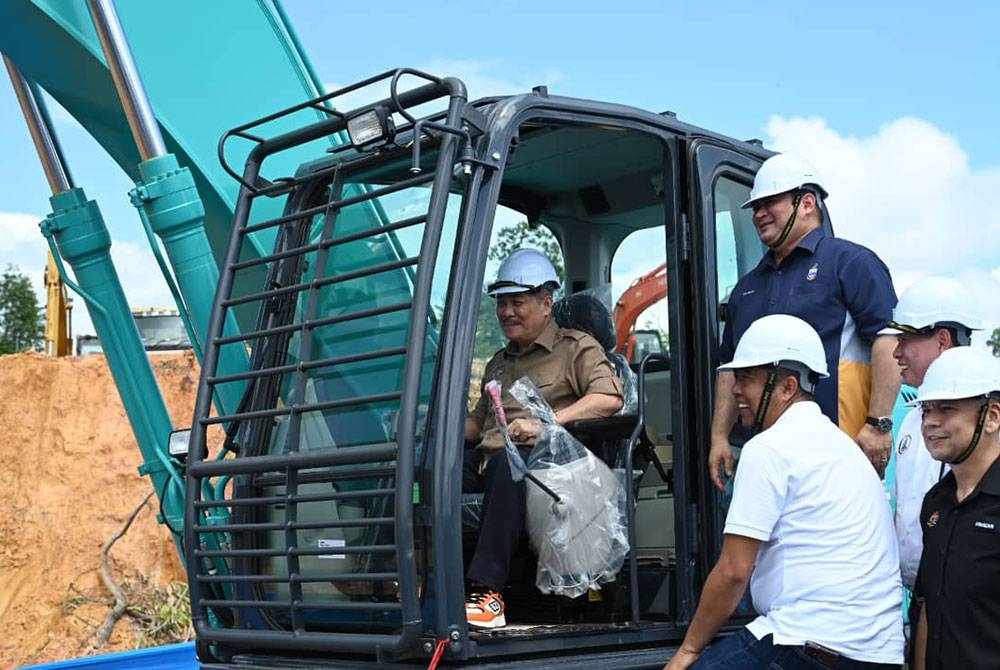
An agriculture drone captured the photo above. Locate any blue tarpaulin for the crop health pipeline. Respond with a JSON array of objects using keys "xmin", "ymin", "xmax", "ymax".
[{"xmin": 18, "ymin": 643, "xmax": 197, "ymax": 670}]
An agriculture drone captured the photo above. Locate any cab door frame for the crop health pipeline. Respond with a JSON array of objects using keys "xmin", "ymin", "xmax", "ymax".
[
  {"xmin": 429, "ymin": 97, "xmax": 701, "ymax": 659},
  {"xmin": 687, "ymin": 139, "xmax": 765, "ymax": 578}
]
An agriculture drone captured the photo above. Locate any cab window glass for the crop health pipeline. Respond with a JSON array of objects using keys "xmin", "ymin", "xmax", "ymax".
[
  {"xmin": 713, "ymin": 176, "xmax": 764, "ymax": 315},
  {"xmin": 611, "ymin": 228, "xmax": 667, "ymax": 364}
]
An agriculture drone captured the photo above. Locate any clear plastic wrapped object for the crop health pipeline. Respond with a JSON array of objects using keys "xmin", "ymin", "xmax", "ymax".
[
  {"xmin": 509, "ymin": 377, "xmax": 629, "ymax": 598},
  {"xmin": 610, "ymin": 351, "xmax": 639, "ymax": 415}
]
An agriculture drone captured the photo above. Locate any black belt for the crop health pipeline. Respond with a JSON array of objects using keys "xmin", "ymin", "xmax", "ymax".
[
  {"xmin": 801, "ymin": 641, "xmax": 840, "ymax": 668},
  {"xmin": 794, "ymin": 643, "xmax": 901, "ymax": 670}
]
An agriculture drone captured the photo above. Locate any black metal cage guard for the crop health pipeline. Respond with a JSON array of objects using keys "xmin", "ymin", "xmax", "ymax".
[{"xmin": 185, "ymin": 69, "xmax": 470, "ymax": 660}]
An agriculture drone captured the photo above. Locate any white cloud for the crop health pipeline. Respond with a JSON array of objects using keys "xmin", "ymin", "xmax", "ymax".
[
  {"xmin": 0, "ymin": 209, "xmax": 174, "ymax": 342},
  {"xmin": 418, "ymin": 59, "xmax": 564, "ymax": 100},
  {"xmin": 0, "ymin": 210, "xmax": 48, "ymax": 296},
  {"xmin": 764, "ymin": 115, "xmax": 1000, "ymax": 344}
]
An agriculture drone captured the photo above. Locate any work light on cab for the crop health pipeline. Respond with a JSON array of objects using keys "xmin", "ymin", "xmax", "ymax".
[{"xmin": 347, "ymin": 106, "xmax": 395, "ymax": 149}]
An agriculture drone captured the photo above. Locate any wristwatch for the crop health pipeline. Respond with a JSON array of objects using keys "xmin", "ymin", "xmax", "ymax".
[{"xmin": 865, "ymin": 416, "xmax": 893, "ymax": 434}]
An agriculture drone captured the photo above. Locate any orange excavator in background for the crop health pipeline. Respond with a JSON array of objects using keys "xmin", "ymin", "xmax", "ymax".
[{"xmin": 613, "ymin": 263, "xmax": 667, "ymax": 361}]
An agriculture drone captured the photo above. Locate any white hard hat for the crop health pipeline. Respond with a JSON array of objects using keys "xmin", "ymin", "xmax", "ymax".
[
  {"xmin": 909, "ymin": 347, "xmax": 1000, "ymax": 406},
  {"xmin": 719, "ymin": 314, "xmax": 829, "ymax": 378},
  {"xmin": 741, "ymin": 153, "xmax": 829, "ymax": 209},
  {"xmin": 487, "ymin": 248, "xmax": 561, "ymax": 296},
  {"xmin": 879, "ymin": 276, "xmax": 983, "ymax": 338}
]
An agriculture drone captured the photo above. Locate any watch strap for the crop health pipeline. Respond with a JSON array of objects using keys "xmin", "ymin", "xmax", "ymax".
[{"xmin": 865, "ymin": 415, "xmax": 893, "ymax": 433}]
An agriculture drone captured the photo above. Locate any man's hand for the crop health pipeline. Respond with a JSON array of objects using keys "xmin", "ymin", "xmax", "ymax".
[
  {"xmin": 465, "ymin": 416, "xmax": 484, "ymax": 444},
  {"xmin": 508, "ymin": 417, "xmax": 542, "ymax": 444},
  {"xmin": 709, "ymin": 371, "xmax": 737, "ymax": 493},
  {"xmin": 709, "ymin": 436, "xmax": 734, "ymax": 493},
  {"xmin": 662, "ymin": 645, "xmax": 700, "ymax": 670},
  {"xmin": 855, "ymin": 423, "xmax": 892, "ymax": 476}
]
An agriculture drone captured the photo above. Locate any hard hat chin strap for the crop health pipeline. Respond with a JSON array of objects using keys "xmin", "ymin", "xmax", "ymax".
[
  {"xmin": 773, "ymin": 191, "xmax": 804, "ymax": 248},
  {"xmin": 751, "ymin": 368, "xmax": 780, "ymax": 434},
  {"xmin": 948, "ymin": 402, "xmax": 990, "ymax": 465}
]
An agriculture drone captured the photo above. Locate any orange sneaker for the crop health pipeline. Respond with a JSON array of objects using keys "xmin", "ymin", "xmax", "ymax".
[{"xmin": 466, "ymin": 590, "xmax": 506, "ymax": 629}]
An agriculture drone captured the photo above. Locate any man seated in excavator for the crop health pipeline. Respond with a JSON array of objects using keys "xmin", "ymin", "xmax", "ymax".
[{"xmin": 463, "ymin": 248, "xmax": 624, "ymax": 628}]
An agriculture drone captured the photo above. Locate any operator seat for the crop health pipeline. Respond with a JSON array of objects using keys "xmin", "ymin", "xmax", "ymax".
[{"xmin": 551, "ymin": 292, "xmax": 637, "ymax": 415}]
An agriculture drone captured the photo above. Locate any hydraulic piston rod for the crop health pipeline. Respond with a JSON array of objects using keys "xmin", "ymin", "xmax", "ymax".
[
  {"xmin": 2, "ymin": 54, "xmax": 74, "ymax": 193},
  {"xmin": 86, "ymin": 0, "xmax": 166, "ymax": 160}
]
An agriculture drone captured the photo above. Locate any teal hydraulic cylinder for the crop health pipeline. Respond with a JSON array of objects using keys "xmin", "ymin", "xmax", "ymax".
[
  {"xmin": 131, "ymin": 153, "xmax": 248, "ymax": 417},
  {"xmin": 40, "ymin": 187, "xmax": 185, "ymax": 541}
]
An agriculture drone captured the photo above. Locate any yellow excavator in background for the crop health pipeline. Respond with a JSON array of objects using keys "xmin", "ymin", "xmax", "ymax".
[{"xmin": 44, "ymin": 250, "xmax": 71, "ymax": 356}]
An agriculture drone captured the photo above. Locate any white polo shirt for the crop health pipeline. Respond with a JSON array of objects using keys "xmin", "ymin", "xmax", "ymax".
[
  {"xmin": 725, "ymin": 401, "xmax": 904, "ymax": 664},
  {"xmin": 891, "ymin": 407, "xmax": 948, "ymax": 590}
]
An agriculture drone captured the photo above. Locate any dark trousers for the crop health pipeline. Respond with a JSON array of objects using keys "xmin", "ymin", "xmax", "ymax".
[
  {"xmin": 906, "ymin": 596, "xmax": 921, "ymax": 664},
  {"xmin": 462, "ymin": 447, "xmax": 531, "ymax": 592},
  {"xmin": 692, "ymin": 628, "xmax": 901, "ymax": 670}
]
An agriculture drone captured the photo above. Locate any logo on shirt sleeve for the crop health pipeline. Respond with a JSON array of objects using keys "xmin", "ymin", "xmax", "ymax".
[
  {"xmin": 898, "ymin": 435, "xmax": 911, "ymax": 455},
  {"xmin": 926, "ymin": 511, "xmax": 940, "ymax": 528},
  {"xmin": 805, "ymin": 263, "xmax": 819, "ymax": 281}
]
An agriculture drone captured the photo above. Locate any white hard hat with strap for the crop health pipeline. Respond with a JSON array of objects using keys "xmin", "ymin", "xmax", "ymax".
[
  {"xmin": 742, "ymin": 154, "xmax": 829, "ymax": 249},
  {"xmin": 879, "ymin": 276, "xmax": 983, "ymax": 345},
  {"xmin": 909, "ymin": 347, "xmax": 1000, "ymax": 464},
  {"xmin": 487, "ymin": 248, "xmax": 560, "ymax": 296},
  {"xmin": 719, "ymin": 314, "xmax": 829, "ymax": 433},
  {"xmin": 741, "ymin": 153, "xmax": 829, "ymax": 209}
]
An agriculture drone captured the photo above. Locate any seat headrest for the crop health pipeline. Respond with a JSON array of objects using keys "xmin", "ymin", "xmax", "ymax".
[{"xmin": 553, "ymin": 293, "xmax": 616, "ymax": 352}]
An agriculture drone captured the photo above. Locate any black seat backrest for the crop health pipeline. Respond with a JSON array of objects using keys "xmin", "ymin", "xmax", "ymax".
[
  {"xmin": 552, "ymin": 292, "xmax": 637, "ymax": 415},
  {"xmin": 552, "ymin": 293, "xmax": 616, "ymax": 351}
]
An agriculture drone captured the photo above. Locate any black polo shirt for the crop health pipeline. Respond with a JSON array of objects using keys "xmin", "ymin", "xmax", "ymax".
[{"xmin": 916, "ymin": 453, "xmax": 1000, "ymax": 670}]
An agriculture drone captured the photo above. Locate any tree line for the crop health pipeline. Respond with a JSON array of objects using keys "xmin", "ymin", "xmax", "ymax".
[{"xmin": 0, "ymin": 265, "xmax": 44, "ymax": 355}]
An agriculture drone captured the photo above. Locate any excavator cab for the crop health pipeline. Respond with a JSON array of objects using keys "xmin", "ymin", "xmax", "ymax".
[{"xmin": 184, "ymin": 69, "xmax": 775, "ymax": 669}]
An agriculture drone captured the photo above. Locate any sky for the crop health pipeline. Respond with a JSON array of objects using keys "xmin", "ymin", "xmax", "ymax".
[{"xmin": 1, "ymin": 0, "xmax": 999, "ymax": 349}]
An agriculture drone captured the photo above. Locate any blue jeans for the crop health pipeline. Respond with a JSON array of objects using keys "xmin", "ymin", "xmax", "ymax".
[{"xmin": 692, "ymin": 629, "xmax": 900, "ymax": 670}]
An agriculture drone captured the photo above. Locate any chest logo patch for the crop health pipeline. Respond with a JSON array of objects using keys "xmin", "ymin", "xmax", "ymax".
[
  {"xmin": 926, "ymin": 511, "xmax": 940, "ymax": 528},
  {"xmin": 898, "ymin": 435, "xmax": 911, "ymax": 455},
  {"xmin": 806, "ymin": 263, "xmax": 819, "ymax": 281},
  {"xmin": 974, "ymin": 520, "xmax": 996, "ymax": 530}
]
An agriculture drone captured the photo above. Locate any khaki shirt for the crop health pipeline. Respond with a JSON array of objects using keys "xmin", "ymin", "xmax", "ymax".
[{"xmin": 470, "ymin": 319, "xmax": 623, "ymax": 454}]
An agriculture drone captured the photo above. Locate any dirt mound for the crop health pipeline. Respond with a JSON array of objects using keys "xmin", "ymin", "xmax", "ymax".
[{"xmin": 0, "ymin": 351, "xmax": 215, "ymax": 668}]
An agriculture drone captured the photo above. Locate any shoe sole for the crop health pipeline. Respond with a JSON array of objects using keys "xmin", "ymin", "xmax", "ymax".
[{"xmin": 467, "ymin": 614, "xmax": 507, "ymax": 629}]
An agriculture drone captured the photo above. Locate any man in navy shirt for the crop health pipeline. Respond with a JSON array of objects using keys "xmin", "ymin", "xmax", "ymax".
[{"xmin": 709, "ymin": 153, "xmax": 899, "ymax": 492}]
